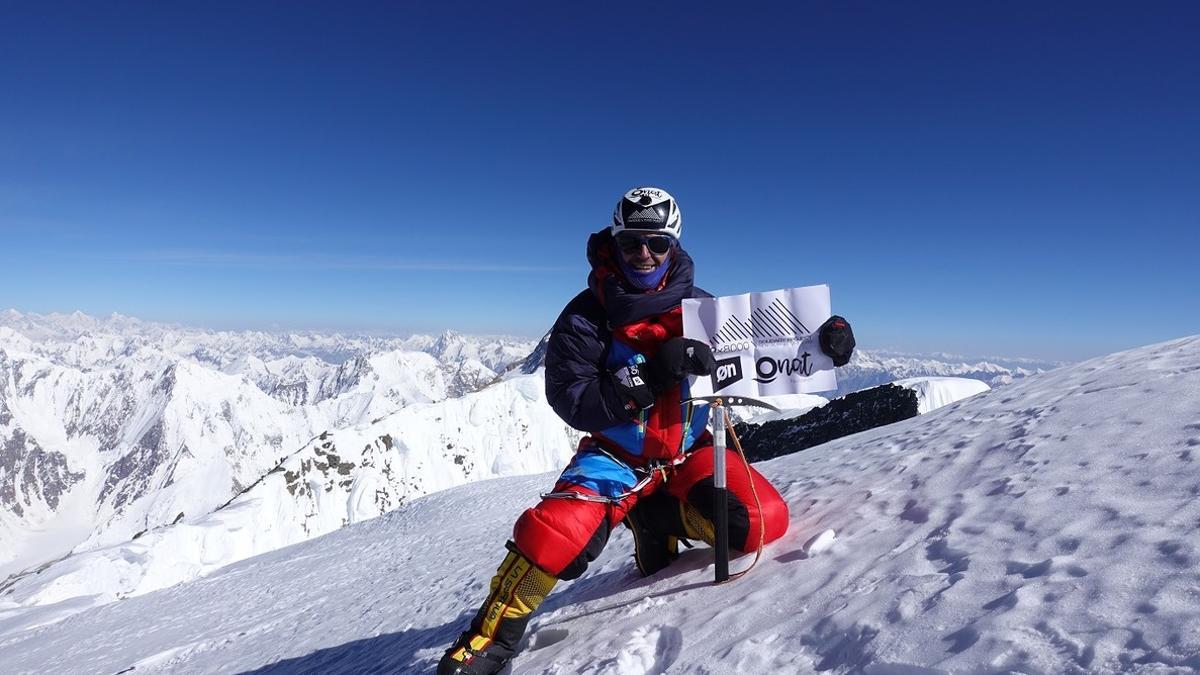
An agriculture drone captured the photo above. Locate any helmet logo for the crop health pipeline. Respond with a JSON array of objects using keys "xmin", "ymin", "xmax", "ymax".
[
  {"xmin": 626, "ymin": 207, "xmax": 665, "ymax": 224},
  {"xmin": 630, "ymin": 187, "xmax": 663, "ymax": 202}
]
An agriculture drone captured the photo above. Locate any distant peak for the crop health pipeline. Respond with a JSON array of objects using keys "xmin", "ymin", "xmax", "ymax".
[{"xmin": 434, "ymin": 329, "xmax": 464, "ymax": 349}]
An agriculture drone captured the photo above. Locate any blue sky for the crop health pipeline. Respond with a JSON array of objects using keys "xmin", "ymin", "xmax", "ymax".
[{"xmin": 2, "ymin": 2, "xmax": 1197, "ymax": 361}]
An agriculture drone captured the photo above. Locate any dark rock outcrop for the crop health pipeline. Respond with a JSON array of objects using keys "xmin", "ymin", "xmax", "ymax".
[{"xmin": 736, "ymin": 384, "xmax": 920, "ymax": 462}]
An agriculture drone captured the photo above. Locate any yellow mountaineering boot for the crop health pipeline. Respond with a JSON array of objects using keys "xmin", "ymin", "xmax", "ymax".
[
  {"xmin": 680, "ymin": 501, "xmax": 716, "ymax": 546},
  {"xmin": 438, "ymin": 544, "xmax": 557, "ymax": 675}
]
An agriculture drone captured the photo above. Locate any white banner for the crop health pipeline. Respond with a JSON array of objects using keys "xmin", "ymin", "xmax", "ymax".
[{"xmin": 682, "ymin": 285, "xmax": 838, "ymax": 397}]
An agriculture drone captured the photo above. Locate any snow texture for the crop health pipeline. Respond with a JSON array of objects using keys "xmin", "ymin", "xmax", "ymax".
[{"xmin": 2, "ymin": 335, "xmax": 1198, "ymax": 674}]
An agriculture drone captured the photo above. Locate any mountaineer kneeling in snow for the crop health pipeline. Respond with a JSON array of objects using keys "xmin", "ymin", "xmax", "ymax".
[{"xmin": 438, "ymin": 186, "xmax": 856, "ymax": 674}]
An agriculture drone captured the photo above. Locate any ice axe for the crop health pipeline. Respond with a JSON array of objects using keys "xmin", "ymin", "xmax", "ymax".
[{"xmin": 685, "ymin": 395, "xmax": 778, "ymax": 583}]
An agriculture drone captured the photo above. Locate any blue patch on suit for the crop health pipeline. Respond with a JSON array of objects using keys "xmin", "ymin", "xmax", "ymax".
[{"xmin": 557, "ymin": 448, "xmax": 638, "ymax": 498}]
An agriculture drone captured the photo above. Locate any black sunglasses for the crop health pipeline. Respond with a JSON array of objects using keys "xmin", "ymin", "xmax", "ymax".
[{"xmin": 616, "ymin": 233, "xmax": 673, "ymax": 255}]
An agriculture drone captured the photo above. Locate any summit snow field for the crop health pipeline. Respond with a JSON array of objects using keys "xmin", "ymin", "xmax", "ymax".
[{"xmin": 2, "ymin": 336, "xmax": 1197, "ymax": 673}]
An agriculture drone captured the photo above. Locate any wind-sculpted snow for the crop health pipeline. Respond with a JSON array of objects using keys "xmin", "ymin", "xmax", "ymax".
[{"xmin": 1, "ymin": 336, "xmax": 1196, "ymax": 673}]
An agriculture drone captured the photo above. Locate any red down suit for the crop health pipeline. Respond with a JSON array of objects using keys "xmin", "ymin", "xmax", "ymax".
[{"xmin": 513, "ymin": 230, "xmax": 789, "ymax": 579}]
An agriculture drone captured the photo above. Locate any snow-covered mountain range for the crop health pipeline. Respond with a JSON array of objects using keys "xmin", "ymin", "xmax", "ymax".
[
  {"xmin": 832, "ymin": 349, "xmax": 1058, "ymax": 398},
  {"xmin": 1, "ymin": 335, "xmax": 1195, "ymax": 674},
  {"xmin": 519, "ymin": 330, "xmax": 1056, "ymax": 399},
  {"xmin": 0, "ymin": 310, "xmax": 542, "ymax": 582},
  {"xmin": 1, "ymin": 309, "xmax": 1035, "ymax": 637}
]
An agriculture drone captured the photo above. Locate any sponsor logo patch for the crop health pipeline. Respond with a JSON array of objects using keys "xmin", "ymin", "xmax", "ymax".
[
  {"xmin": 753, "ymin": 352, "xmax": 814, "ymax": 384},
  {"xmin": 630, "ymin": 187, "xmax": 664, "ymax": 200},
  {"xmin": 711, "ymin": 356, "xmax": 744, "ymax": 392},
  {"xmin": 626, "ymin": 206, "xmax": 664, "ymax": 223}
]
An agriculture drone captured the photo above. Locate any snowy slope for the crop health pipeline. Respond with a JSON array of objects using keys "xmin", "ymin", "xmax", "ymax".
[{"xmin": 2, "ymin": 336, "xmax": 1197, "ymax": 674}]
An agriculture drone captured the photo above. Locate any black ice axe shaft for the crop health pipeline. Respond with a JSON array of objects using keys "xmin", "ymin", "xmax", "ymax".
[
  {"xmin": 686, "ymin": 395, "xmax": 778, "ymax": 584},
  {"xmin": 711, "ymin": 400, "xmax": 730, "ymax": 582}
]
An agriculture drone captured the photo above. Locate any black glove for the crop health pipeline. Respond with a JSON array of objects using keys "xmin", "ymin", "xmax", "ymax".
[
  {"xmin": 645, "ymin": 337, "xmax": 716, "ymax": 393},
  {"xmin": 611, "ymin": 362, "xmax": 655, "ymax": 412},
  {"xmin": 818, "ymin": 315, "xmax": 855, "ymax": 367}
]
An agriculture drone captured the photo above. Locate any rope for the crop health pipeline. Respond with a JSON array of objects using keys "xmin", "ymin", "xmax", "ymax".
[{"xmin": 716, "ymin": 406, "xmax": 766, "ymax": 584}]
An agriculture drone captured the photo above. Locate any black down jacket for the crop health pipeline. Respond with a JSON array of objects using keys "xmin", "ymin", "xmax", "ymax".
[{"xmin": 544, "ymin": 229, "xmax": 710, "ymax": 432}]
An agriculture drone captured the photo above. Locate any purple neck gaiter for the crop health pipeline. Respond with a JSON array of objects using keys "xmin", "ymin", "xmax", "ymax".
[{"xmin": 616, "ymin": 249, "xmax": 673, "ymax": 291}]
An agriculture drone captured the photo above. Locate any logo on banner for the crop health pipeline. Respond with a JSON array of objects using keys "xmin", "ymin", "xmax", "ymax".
[
  {"xmin": 710, "ymin": 356, "xmax": 743, "ymax": 392},
  {"xmin": 754, "ymin": 352, "xmax": 814, "ymax": 384},
  {"xmin": 710, "ymin": 314, "xmax": 754, "ymax": 354},
  {"xmin": 751, "ymin": 298, "xmax": 810, "ymax": 341},
  {"xmin": 682, "ymin": 284, "xmax": 837, "ymax": 397},
  {"xmin": 709, "ymin": 297, "xmax": 812, "ymax": 355}
]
